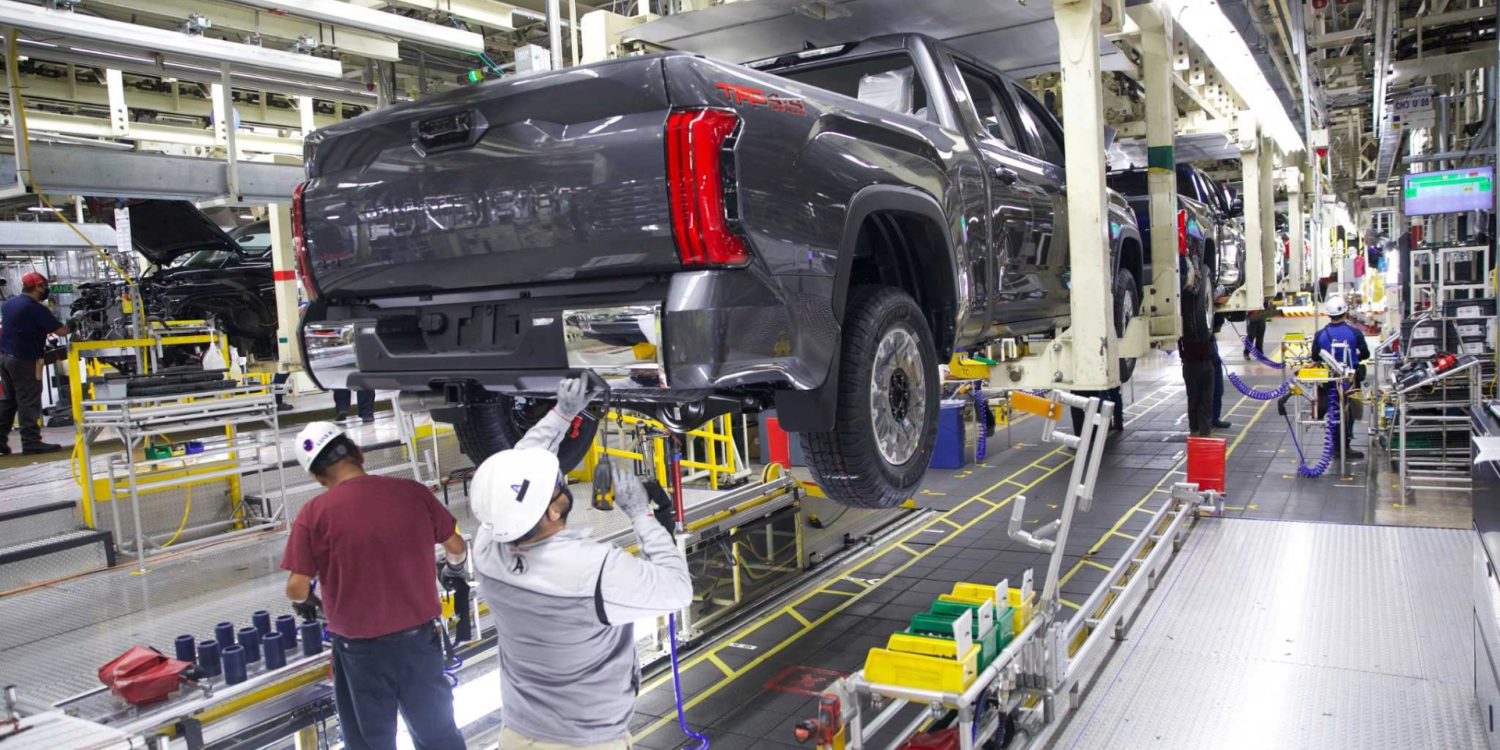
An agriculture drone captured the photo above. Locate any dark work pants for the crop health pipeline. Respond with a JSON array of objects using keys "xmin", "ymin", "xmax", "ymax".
[
  {"xmin": 333, "ymin": 388, "xmax": 376, "ymax": 420},
  {"xmin": 1070, "ymin": 388, "xmax": 1125, "ymax": 436},
  {"xmin": 331, "ymin": 625, "xmax": 464, "ymax": 750},
  {"xmin": 0, "ymin": 353, "xmax": 44, "ymax": 447},
  {"xmin": 1245, "ymin": 318, "xmax": 1268, "ymax": 356},
  {"xmin": 1182, "ymin": 358, "xmax": 1215, "ymax": 435},
  {"xmin": 1211, "ymin": 356, "xmax": 1225, "ymax": 423}
]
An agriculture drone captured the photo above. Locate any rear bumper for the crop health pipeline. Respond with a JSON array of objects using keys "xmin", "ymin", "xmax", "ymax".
[{"xmin": 303, "ymin": 269, "xmax": 838, "ymax": 399}]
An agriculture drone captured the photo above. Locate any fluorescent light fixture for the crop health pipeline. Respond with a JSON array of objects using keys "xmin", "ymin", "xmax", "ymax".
[
  {"xmin": 1161, "ymin": 0, "xmax": 1305, "ymax": 154},
  {"xmin": 226, "ymin": 0, "xmax": 485, "ymax": 53},
  {"xmin": 13, "ymin": 37, "xmax": 376, "ymax": 105},
  {"xmin": 0, "ymin": 0, "xmax": 343, "ymax": 79}
]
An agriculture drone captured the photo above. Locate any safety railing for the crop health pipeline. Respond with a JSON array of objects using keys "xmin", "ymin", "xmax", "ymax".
[{"xmin": 578, "ymin": 411, "xmax": 751, "ymax": 490}]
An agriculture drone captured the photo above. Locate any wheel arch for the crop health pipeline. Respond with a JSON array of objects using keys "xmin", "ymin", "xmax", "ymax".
[
  {"xmin": 833, "ymin": 185, "xmax": 961, "ymax": 355},
  {"xmin": 776, "ymin": 185, "xmax": 959, "ymax": 434}
]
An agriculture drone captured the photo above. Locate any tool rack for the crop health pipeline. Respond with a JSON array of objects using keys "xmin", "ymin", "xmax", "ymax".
[
  {"xmin": 79, "ymin": 383, "xmax": 286, "ymax": 569},
  {"xmin": 797, "ymin": 390, "xmax": 1221, "ymax": 750},
  {"xmin": 1393, "ymin": 356, "xmax": 1484, "ymax": 499}
]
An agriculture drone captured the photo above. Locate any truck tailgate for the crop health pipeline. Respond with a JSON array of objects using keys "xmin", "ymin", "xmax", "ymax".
[{"xmin": 300, "ymin": 57, "xmax": 679, "ymax": 297}]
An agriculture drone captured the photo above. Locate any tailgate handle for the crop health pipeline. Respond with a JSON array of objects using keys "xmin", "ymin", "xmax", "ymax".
[{"xmin": 412, "ymin": 110, "xmax": 488, "ymax": 155}]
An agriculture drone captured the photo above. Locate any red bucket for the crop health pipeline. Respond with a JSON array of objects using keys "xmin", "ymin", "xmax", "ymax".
[{"xmin": 1186, "ymin": 436, "xmax": 1227, "ymax": 493}]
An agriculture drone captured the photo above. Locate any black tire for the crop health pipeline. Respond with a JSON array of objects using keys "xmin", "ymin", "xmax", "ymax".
[
  {"xmin": 1182, "ymin": 259, "xmax": 1214, "ymax": 342},
  {"xmin": 1112, "ymin": 267, "xmax": 1140, "ymax": 383},
  {"xmin": 801, "ymin": 286, "xmax": 941, "ymax": 509},
  {"xmin": 453, "ymin": 396, "xmax": 599, "ymax": 471}
]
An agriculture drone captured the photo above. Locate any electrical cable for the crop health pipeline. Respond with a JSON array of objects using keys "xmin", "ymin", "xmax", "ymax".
[
  {"xmin": 158, "ymin": 486, "xmax": 193, "ymax": 548},
  {"xmin": 667, "ymin": 613, "xmax": 710, "ymax": 750},
  {"xmin": 448, "ymin": 17, "xmax": 507, "ymax": 77}
]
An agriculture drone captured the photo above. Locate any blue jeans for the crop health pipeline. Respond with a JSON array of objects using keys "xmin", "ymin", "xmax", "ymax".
[
  {"xmin": 333, "ymin": 388, "xmax": 376, "ymax": 420},
  {"xmin": 331, "ymin": 625, "xmax": 464, "ymax": 750}
]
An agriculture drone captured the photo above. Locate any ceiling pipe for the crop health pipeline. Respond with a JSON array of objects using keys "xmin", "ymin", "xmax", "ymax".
[
  {"xmin": 225, "ymin": 0, "xmax": 485, "ymax": 54},
  {"xmin": 546, "ymin": 0, "xmax": 563, "ymax": 69}
]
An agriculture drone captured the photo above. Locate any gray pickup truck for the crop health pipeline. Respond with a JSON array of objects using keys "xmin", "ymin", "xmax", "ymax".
[{"xmin": 295, "ymin": 34, "xmax": 1144, "ymax": 508}]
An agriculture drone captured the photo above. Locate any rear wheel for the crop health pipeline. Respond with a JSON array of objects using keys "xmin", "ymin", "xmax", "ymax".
[
  {"xmin": 1112, "ymin": 267, "xmax": 1140, "ymax": 383},
  {"xmin": 802, "ymin": 286, "xmax": 940, "ymax": 509},
  {"xmin": 452, "ymin": 396, "xmax": 599, "ymax": 471}
]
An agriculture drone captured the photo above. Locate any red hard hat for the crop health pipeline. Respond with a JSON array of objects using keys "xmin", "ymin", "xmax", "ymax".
[{"xmin": 20, "ymin": 271, "xmax": 47, "ymax": 290}]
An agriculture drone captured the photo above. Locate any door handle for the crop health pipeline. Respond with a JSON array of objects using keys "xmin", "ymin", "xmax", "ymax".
[{"xmin": 993, "ymin": 166, "xmax": 1019, "ymax": 185}]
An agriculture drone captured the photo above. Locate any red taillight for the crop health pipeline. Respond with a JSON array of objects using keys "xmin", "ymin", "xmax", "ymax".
[
  {"xmin": 1176, "ymin": 209, "xmax": 1188, "ymax": 257},
  {"xmin": 666, "ymin": 109, "xmax": 748, "ymax": 268},
  {"xmin": 291, "ymin": 181, "xmax": 319, "ymax": 301}
]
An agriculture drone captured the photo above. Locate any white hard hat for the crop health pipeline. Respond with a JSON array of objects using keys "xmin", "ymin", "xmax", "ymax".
[
  {"xmin": 1324, "ymin": 295, "xmax": 1348, "ymax": 317},
  {"xmin": 471, "ymin": 448, "xmax": 561, "ymax": 542},
  {"xmin": 296, "ymin": 421, "xmax": 346, "ymax": 473}
]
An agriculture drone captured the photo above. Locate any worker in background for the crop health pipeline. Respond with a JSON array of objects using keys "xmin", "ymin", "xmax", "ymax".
[
  {"xmin": 0, "ymin": 272, "xmax": 68, "ymax": 455},
  {"xmin": 281, "ymin": 421, "xmax": 467, "ymax": 750},
  {"xmin": 1244, "ymin": 297, "xmax": 1275, "ymax": 360},
  {"xmin": 1180, "ymin": 261, "xmax": 1216, "ymax": 438},
  {"xmin": 332, "ymin": 387, "xmax": 377, "ymax": 423},
  {"xmin": 1311, "ymin": 296, "xmax": 1370, "ymax": 460},
  {"xmin": 470, "ymin": 377, "xmax": 693, "ymax": 750}
]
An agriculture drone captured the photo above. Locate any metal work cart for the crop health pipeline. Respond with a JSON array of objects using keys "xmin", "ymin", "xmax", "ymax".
[{"xmin": 78, "ymin": 384, "xmax": 286, "ymax": 569}]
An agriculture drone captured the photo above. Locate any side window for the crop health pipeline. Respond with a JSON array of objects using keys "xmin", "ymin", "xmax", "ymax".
[
  {"xmin": 774, "ymin": 53, "xmax": 931, "ymax": 120},
  {"xmin": 1011, "ymin": 85, "xmax": 1066, "ymax": 165},
  {"xmin": 955, "ymin": 62, "xmax": 1020, "ymax": 149}
]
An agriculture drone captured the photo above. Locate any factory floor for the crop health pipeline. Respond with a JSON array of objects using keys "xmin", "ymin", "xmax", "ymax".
[
  {"xmin": 625, "ymin": 318, "xmax": 1483, "ymax": 749},
  {"xmin": 0, "ymin": 318, "xmax": 1484, "ymax": 750}
]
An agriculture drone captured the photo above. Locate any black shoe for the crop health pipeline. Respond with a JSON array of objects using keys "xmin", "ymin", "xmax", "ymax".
[
  {"xmin": 334, "ymin": 411, "xmax": 348, "ymax": 421},
  {"xmin": 277, "ymin": 401, "xmax": 294, "ymax": 412},
  {"xmin": 1345, "ymin": 449, "xmax": 1365, "ymax": 460},
  {"xmin": 0, "ymin": 441, "xmax": 10, "ymax": 455},
  {"xmin": 1243, "ymin": 350, "xmax": 1251, "ymax": 359},
  {"xmin": 1212, "ymin": 420, "xmax": 1232, "ymax": 429},
  {"xmin": 360, "ymin": 415, "xmax": 375, "ymax": 424},
  {"xmin": 21, "ymin": 442, "xmax": 62, "ymax": 455}
]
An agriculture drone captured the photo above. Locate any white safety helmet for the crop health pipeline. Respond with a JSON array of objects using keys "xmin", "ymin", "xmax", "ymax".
[
  {"xmin": 1323, "ymin": 295, "xmax": 1348, "ymax": 318},
  {"xmin": 471, "ymin": 448, "xmax": 562, "ymax": 542},
  {"xmin": 296, "ymin": 421, "xmax": 346, "ymax": 473}
]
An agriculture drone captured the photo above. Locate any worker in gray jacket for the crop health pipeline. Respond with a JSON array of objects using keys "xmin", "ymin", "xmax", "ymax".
[{"xmin": 471, "ymin": 377, "xmax": 693, "ymax": 749}]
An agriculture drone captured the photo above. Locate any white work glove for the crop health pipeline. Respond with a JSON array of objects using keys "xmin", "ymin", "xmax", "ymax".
[
  {"xmin": 554, "ymin": 376, "xmax": 590, "ymax": 420},
  {"xmin": 611, "ymin": 463, "xmax": 650, "ymax": 520}
]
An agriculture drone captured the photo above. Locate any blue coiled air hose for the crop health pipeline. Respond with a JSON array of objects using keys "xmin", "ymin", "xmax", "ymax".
[
  {"xmin": 1295, "ymin": 387, "xmax": 1341, "ymax": 478},
  {"xmin": 1224, "ymin": 319, "xmax": 1286, "ymax": 370},
  {"xmin": 1226, "ymin": 370, "xmax": 1291, "ymax": 401},
  {"xmin": 667, "ymin": 613, "xmax": 710, "ymax": 749}
]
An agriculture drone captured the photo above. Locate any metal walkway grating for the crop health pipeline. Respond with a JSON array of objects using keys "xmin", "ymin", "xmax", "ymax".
[{"xmin": 1048, "ymin": 519, "xmax": 1484, "ymax": 749}]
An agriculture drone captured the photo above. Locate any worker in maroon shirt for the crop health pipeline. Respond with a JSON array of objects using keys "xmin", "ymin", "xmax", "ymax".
[{"xmin": 281, "ymin": 421, "xmax": 467, "ymax": 750}]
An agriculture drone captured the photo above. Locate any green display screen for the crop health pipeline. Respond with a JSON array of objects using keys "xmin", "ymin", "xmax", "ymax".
[{"xmin": 1403, "ymin": 167, "xmax": 1494, "ymax": 216}]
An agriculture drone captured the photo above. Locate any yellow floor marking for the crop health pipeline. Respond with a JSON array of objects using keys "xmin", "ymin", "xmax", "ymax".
[
  {"xmin": 1110, "ymin": 531, "xmax": 1138, "ymax": 541},
  {"xmin": 1081, "ymin": 559, "xmax": 1112, "ymax": 572},
  {"xmin": 705, "ymin": 653, "xmax": 734, "ymax": 677},
  {"xmin": 841, "ymin": 577, "xmax": 871, "ymax": 588},
  {"xmin": 630, "ymin": 384, "xmax": 1184, "ymax": 741},
  {"xmin": 973, "ymin": 496, "xmax": 999, "ymax": 508},
  {"xmin": 819, "ymin": 588, "xmax": 857, "ymax": 597},
  {"xmin": 896, "ymin": 543, "xmax": 920, "ymax": 555},
  {"xmin": 937, "ymin": 517, "xmax": 963, "ymax": 530},
  {"xmin": 786, "ymin": 609, "xmax": 811, "ymax": 627},
  {"xmin": 1059, "ymin": 598, "xmax": 1081, "ymax": 611}
]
